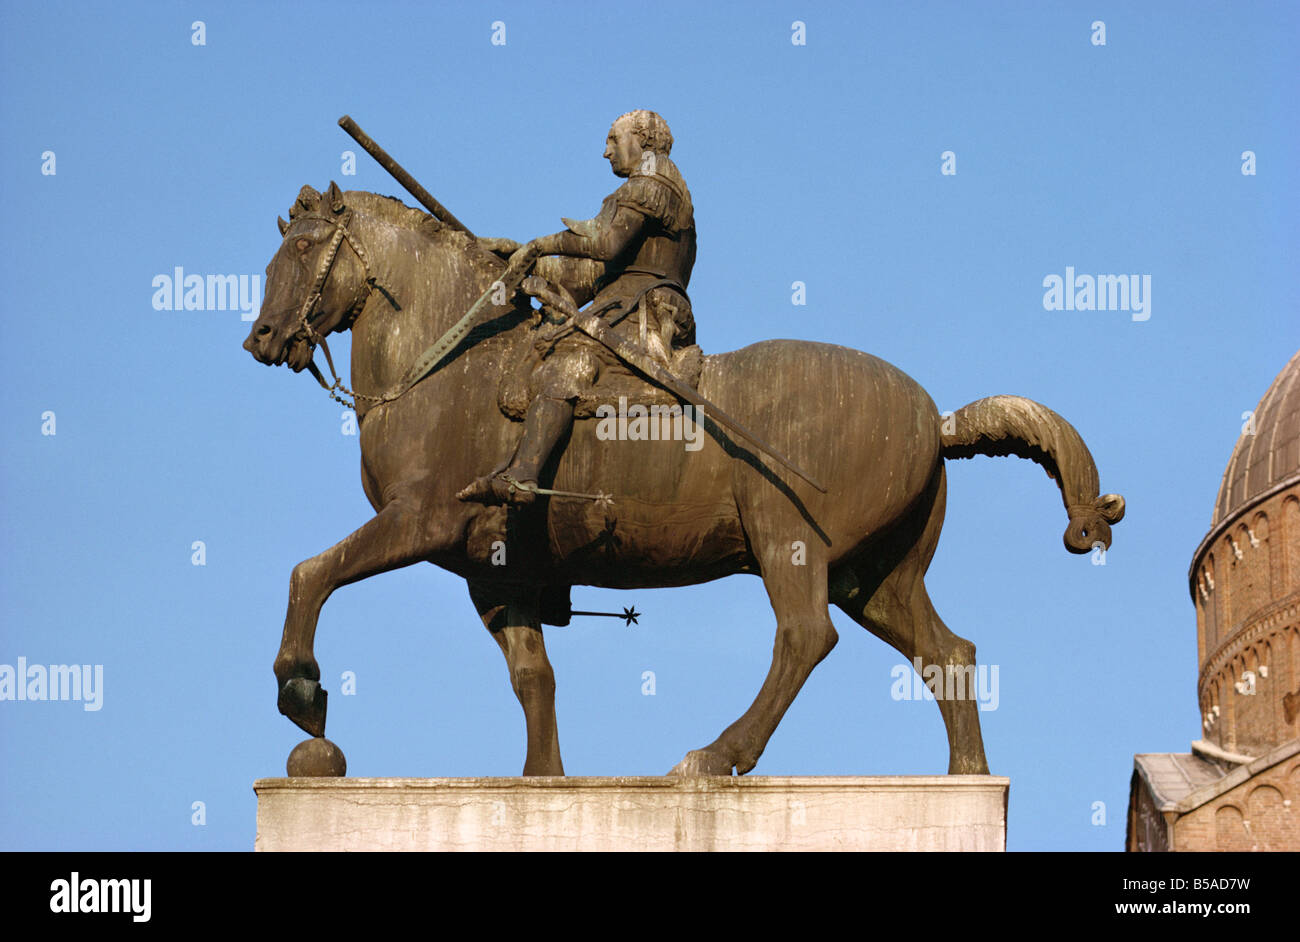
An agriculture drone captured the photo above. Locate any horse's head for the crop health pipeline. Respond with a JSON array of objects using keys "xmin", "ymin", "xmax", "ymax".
[{"xmin": 244, "ymin": 182, "xmax": 371, "ymax": 372}]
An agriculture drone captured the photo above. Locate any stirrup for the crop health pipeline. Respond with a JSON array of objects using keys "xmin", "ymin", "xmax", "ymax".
[
  {"xmin": 455, "ymin": 473, "xmax": 536, "ymax": 506},
  {"xmin": 500, "ymin": 474, "xmax": 614, "ymax": 506}
]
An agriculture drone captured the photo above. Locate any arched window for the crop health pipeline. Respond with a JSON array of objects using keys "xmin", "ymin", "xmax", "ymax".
[
  {"xmin": 1284, "ymin": 497, "xmax": 1300, "ymax": 591},
  {"xmin": 1261, "ymin": 638, "xmax": 1275, "ymax": 746},
  {"xmin": 1215, "ymin": 804, "xmax": 1250, "ymax": 851},
  {"xmin": 1236, "ymin": 523, "xmax": 1257, "ymax": 617},
  {"xmin": 1222, "ymin": 535, "xmax": 1237, "ymax": 628},
  {"xmin": 1252, "ymin": 512, "xmax": 1271, "ymax": 598},
  {"xmin": 1226, "ymin": 655, "xmax": 1245, "ymax": 751},
  {"xmin": 1205, "ymin": 555, "xmax": 1218, "ymax": 649},
  {"xmin": 1246, "ymin": 785, "xmax": 1287, "ymax": 851}
]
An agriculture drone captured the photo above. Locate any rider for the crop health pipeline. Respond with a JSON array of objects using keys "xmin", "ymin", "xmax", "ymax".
[{"xmin": 458, "ymin": 109, "xmax": 698, "ymax": 506}]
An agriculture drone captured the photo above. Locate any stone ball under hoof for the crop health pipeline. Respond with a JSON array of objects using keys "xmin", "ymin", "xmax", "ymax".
[{"xmin": 287, "ymin": 737, "xmax": 347, "ymax": 777}]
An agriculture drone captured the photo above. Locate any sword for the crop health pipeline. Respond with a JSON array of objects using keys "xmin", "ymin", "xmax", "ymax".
[{"xmin": 531, "ymin": 282, "xmax": 827, "ymax": 493}]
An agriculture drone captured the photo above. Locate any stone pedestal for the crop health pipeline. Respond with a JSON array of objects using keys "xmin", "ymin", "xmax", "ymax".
[{"xmin": 254, "ymin": 776, "xmax": 1008, "ymax": 851}]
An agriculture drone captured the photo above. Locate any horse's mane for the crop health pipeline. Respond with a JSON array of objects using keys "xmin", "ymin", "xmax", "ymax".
[{"xmin": 343, "ymin": 189, "xmax": 502, "ymax": 279}]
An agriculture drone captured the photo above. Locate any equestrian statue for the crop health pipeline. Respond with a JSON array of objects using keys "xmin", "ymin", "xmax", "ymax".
[{"xmin": 244, "ymin": 113, "xmax": 1125, "ymax": 777}]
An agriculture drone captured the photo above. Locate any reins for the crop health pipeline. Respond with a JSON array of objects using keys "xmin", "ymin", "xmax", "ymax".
[
  {"xmin": 293, "ymin": 209, "xmax": 395, "ymax": 410},
  {"xmin": 292, "ymin": 207, "xmax": 504, "ymax": 412},
  {"xmin": 290, "ymin": 211, "xmax": 678, "ymax": 416}
]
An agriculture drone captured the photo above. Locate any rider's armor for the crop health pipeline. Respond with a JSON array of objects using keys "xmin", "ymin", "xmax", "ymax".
[
  {"xmin": 458, "ymin": 148, "xmax": 700, "ymax": 507},
  {"xmin": 540, "ymin": 153, "xmax": 697, "ymax": 378},
  {"xmin": 585, "ymin": 153, "xmax": 696, "ymax": 363}
]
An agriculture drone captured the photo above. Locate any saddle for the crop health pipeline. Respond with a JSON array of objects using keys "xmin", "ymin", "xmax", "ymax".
[{"xmin": 498, "ymin": 281, "xmax": 704, "ymax": 420}]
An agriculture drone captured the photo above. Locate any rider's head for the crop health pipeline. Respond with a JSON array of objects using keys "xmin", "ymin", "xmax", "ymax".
[{"xmin": 605, "ymin": 110, "xmax": 672, "ymax": 177}]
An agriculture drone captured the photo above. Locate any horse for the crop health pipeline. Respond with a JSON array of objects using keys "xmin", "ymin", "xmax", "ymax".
[{"xmin": 244, "ymin": 181, "xmax": 1125, "ymax": 777}]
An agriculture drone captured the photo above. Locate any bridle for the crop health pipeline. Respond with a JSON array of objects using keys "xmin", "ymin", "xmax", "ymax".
[
  {"xmin": 289, "ymin": 209, "xmax": 392, "ymax": 410},
  {"xmin": 284, "ymin": 207, "xmax": 527, "ymax": 414},
  {"xmin": 281, "ymin": 205, "xmax": 532, "ymax": 413}
]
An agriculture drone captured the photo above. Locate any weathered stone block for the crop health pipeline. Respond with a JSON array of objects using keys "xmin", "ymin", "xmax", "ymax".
[{"xmin": 254, "ymin": 776, "xmax": 1009, "ymax": 852}]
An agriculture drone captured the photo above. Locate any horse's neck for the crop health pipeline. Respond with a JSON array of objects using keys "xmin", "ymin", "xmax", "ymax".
[{"xmin": 348, "ymin": 215, "xmax": 509, "ymax": 415}]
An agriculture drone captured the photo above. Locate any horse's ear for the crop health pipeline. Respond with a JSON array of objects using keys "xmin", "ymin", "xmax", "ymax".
[
  {"xmin": 277, "ymin": 216, "xmax": 289, "ymax": 236},
  {"xmin": 326, "ymin": 180, "xmax": 345, "ymax": 215},
  {"xmin": 290, "ymin": 184, "xmax": 321, "ymax": 219}
]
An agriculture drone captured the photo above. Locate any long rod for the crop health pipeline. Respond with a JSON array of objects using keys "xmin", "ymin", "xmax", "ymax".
[{"xmin": 338, "ymin": 114, "xmax": 476, "ymax": 239}]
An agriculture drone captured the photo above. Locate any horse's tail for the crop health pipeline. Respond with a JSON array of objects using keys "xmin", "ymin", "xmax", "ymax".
[{"xmin": 940, "ymin": 395, "xmax": 1125, "ymax": 554}]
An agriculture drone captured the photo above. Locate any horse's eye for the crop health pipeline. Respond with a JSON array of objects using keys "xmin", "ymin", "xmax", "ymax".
[{"xmin": 296, "ymin": 238, "xmax": 311, "ymax": 252}]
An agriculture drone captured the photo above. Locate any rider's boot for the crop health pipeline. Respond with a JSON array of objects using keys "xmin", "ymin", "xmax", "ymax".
[{"xmin": 457, "ymin": 395, "xmax": 574, "ymax": 506}]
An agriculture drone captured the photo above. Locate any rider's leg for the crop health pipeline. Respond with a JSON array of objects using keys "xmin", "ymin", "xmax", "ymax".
[
  {"xmin": 457, "ymin": 347, "xmax": 597, "ymax": 505},
  {"xmin": 497, "ymin": 394, "xmax": 574, "ymax": 503}
]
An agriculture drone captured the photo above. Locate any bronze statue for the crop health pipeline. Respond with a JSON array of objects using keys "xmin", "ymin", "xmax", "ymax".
[{"xmin": 245, "ymin": 115, "xmax": 1124, "ymax": 777}]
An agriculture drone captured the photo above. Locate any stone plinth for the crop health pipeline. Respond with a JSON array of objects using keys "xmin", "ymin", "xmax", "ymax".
[{"xmin": 254, "ymin": 776, "xmax": 1008, "ymax": 851}]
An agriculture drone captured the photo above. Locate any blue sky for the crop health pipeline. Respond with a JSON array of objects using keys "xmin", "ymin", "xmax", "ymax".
[{"xmin": 1, "ymin": 0, "xmax": 1296, "ymax": 851}]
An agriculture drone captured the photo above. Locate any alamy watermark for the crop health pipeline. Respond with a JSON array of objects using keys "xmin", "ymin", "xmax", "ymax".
[
  {"xmin": 1042, "ymin": 267, "xmax": 1150, "ymax": 321},
  {"xmin": 890, "ymin": 657, "xmax": 999, "ymax": 711},
  {"xmin": 152, "ymin": 267, "xmax": 262, "ymax": 320},
  {"xmin": 595, "ymin": 396, "xmax": 705, "ymax": 452},
  {"xmin": 50, "ymin": 872, "xmax": 150, "ymax": 922},
  {"xmin": 0, "ymin": 657, "xmax": 103, "ymax": 710}
]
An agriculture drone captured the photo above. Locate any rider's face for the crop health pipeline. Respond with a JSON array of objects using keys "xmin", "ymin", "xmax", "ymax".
[{"xmin": 604, "ymin": 121, "xmax": 641, "ymax": 177}]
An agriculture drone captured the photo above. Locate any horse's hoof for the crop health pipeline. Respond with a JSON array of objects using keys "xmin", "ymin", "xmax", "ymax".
[
  {"xmin": 278, "ymin": 677, "xmax": 328, "ymax": 737},
  {"xmin": 287, "ymin": 737, "xmax": 347, "ymax": 776},
  {"xmin": 667, "ymin": 748, "xmax": 735, "ymax": 776}
]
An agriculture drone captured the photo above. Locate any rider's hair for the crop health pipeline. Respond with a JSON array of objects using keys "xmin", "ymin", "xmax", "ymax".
[{"xmin": 614, "ymin": 110, "xmax": 673, "ymax": 155}]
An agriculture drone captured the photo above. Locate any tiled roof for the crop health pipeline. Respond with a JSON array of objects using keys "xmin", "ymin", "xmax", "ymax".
[
  {"xmin": 1133, "ymin": 752, "xmax": 1226, "ymax": 810},
  {"xmin": 1134, "ymin": 739, "xmax": 1300, "ymax": 813}
]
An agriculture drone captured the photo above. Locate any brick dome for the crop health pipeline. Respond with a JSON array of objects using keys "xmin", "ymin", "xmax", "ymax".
[
  {"xmin": 1213, "ymin": 349, "xmax": 1300, "ymax": 528},
  {"xmin": 1190, "ymin": 347, "xmax": 1300, "ymax": 759}
]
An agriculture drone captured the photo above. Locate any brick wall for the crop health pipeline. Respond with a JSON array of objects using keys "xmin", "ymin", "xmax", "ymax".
[{"xmin": 1173, "ymin": 753, "xmax": 1300, "ymax": 851}]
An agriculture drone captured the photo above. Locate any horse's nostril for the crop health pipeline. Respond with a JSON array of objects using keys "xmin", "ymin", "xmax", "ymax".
[{"xmin": 257, "ymin": 325, "xmax": 272, "ymax": 337}]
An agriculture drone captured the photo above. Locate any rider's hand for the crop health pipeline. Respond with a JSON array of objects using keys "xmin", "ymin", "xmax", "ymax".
[
  {"xmin": 478, "ymin": 237, "xmax": 522, "ymax": 259},
  {"xmin": 502, "ymin": 242, "xmax": 543, "ymax": 286}
]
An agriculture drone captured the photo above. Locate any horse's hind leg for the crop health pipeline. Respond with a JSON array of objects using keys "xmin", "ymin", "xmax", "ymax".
[
  {"xmin": 469, "ymin": 582, "xmax": 564, "ymax": 776},
  {"xmin": 830, "ymin": 469, "xmax": 989, "ymax": 774},
  {"xmin": 914, "ymin": 589, "xmax": 988, "ymax": 773},
  {"xmin": 273, "ymin": 496, "xmax": 440, "ymax": 737},
  {"xmin": 670, "ymin": 535, "xmax": 838, "ymax": 776}
]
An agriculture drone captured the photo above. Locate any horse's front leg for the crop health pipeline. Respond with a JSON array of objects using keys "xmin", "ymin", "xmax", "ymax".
[
  {"xmin": 468, "ymin": 581, "xmax": 564, "ymax": 775},
  {"xmin": 274, "ymin": 495, "xmax": 439, "ymax": 736}
]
